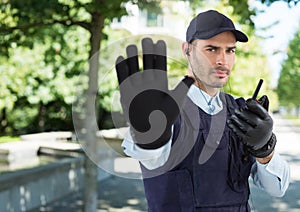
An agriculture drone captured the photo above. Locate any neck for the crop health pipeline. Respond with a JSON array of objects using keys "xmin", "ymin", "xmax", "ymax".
[{"xmin": 195, "ymin": 82, "xmax": 219, "ymax": 97}]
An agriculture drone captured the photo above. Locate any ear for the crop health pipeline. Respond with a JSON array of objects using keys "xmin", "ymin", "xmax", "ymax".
[{"xmin": 182, "ymin": 42, "xmax": 190, "ymax": 57}]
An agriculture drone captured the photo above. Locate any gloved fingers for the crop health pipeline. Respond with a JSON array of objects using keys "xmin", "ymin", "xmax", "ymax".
[
  {"xmin": 258, "ymin": 95, "xmax": 269, "ymax": 111},
  {"xmin": 126, "ymin": 45, "xmax": 139, "ymax": 76},
  {"xmin": 227, "ymin": 119, "xmax": 246, "ymax": 139},
  {"xmin": 142, "ymin": 38, "xmax": 155, "ymax": 70},
  {"xmin": 234, "ymin": 109, "xmax": 260, "ymax": 128},
  {"xmin": 227, "ymin": 114, "xmax": 253, "ymax": 134},
  {"xmin": 115, "ymin": 56, "xmax": 129, "ymax": 85},
  {"xmin": 235, "ymin": 97, "xmax": 247, "ymax": 110},
  {"xmin": 154, "ymin": 40, "xmax": 167, "ymax": 72},
  {"xmin": 171, "ymin": 76, "xmax": 194, "ymax": 106},
  {"xmin": 246, "ymin": 99, "xmax": 270, "ymax": 120}
]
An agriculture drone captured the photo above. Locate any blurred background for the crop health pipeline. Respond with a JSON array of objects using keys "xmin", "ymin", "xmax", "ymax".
[{"xmin": 0, "ymin": 0, "xmax": 300, "ymax": 211}]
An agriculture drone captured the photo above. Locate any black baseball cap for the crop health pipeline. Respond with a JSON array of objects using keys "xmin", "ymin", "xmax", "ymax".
[{"xmin": 186, "ymin": 10, "xmax": 248, "ymax": 43}]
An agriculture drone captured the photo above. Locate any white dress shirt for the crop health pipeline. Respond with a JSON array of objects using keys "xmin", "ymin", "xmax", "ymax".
[{"xmin": 122, "ymin": 84, "xmax": 290, "ymax": 197}]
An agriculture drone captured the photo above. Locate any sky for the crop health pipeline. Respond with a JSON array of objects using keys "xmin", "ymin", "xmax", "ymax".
[{"xmin": 251, "ymin": 1, "xmax": 300, "ymax": 87}]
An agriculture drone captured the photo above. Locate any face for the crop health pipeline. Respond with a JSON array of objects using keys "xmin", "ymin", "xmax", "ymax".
[{"xmin": 184, "ymin": 31, "xmax": 236, "ymax": 95}]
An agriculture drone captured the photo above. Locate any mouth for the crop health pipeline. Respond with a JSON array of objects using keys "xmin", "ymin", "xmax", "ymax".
[
  {"xmin": 214, "ymin": 70, "xmax": 228, "ymax": 78},
  {"xmin": 215, "ymin": 71, "xmax": 227, "ymax": 78}
]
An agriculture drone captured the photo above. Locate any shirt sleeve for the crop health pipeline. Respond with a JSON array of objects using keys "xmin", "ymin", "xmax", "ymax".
[
  {"xmin": 251, "ymin": 151, "xmax": 290, "ymax": 197},
  {"xmin": 121, "ymin": 128, "xmax": 172, "ymax": 170}
]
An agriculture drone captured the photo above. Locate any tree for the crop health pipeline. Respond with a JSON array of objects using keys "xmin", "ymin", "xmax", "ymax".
[
  {"xmin": 0, "ymin": 25, "xmax": 90, "ymax": 135},
  {"xmin": 0, "ymin": 0, "xmax": 160, "ymax": 211},
  {"xmin": 277, "ymin": 24, "xmax": 300, "ymax": 108}
]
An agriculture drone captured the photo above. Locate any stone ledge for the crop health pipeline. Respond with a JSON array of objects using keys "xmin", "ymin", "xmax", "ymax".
[
  {"xmin": 0, "ymin": 156, "xmax": 85, "ymax": 212},
  {"xmin": 20, "ymin": 131, "xmax": 73, "ymax": 142},
  {"xmin": 0, "ymin": 140, "xmax": 81, "ymax": 165}
]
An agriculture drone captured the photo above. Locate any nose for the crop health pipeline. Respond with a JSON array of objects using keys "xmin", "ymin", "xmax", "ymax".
[{"xmin": 216, "ymin": 51, "xmax": 227, "ymax": 66}]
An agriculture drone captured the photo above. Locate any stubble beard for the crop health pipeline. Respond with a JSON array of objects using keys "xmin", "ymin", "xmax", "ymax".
[{"xmin": 194, "ymin": 67, "xmax": 230, "ymax": 89}]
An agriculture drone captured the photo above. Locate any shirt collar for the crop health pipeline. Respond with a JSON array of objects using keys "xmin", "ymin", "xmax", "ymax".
[{"xmin": 187, "ymin": 84, "xmax": 223, "ymax": 115}]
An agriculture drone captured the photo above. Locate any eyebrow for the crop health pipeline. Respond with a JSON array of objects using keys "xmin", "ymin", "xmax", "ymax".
[{"xmin": 204, "ymin": 44, "xmax": 236, "ymax": 50}]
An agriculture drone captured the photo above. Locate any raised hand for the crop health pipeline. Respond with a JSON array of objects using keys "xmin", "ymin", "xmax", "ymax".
[{"xmin": 115, "ymin": 38, "xmax": 194, "ymax": 149}]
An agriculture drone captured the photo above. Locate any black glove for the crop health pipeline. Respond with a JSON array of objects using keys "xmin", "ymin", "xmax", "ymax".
[
  {"xmin": 257, "ymin": 95, "xmax": 269, "ymax": 111},
  {"xmin": 227, "ymin": 97, "xmax": 276, "ymax": 158},
  {"xmin": 115, "ymin": 38, "xmax": 194, "ymax": 149}
]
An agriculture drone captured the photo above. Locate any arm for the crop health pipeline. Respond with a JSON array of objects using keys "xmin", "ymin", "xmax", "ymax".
[
  {"xmin": 115, "ymin": 38, "xmax": 193, "ymax": 149},
  {"xmin": 115, "ymin": 38, "xmax": 193, "ymax": 163},
  {"xmin": 228, "ymin": 96, "xmax": 290, "ymax": 196},
  {"xmin": 251, "ymin": 150, "xmax": 290, "ymax": 197}
]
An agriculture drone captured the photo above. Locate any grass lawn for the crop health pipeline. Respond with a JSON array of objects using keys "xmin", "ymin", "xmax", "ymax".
[{"xmin": 0, "ymin": 136, "xmax": 20, "ymax": 144}]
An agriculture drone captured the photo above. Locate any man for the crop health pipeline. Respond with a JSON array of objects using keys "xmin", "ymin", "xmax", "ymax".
[{"xmin": 115, "ymin": 10, "xmax": 290, "ymax": 212}]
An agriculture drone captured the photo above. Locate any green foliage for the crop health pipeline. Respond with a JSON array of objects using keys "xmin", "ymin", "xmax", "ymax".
[
  {"xmin": 0, "ymin": 23, "xmax": 90, "ymax": 134},
  {"xmin": 221, "ymin": 0, "xmax": 256, "ymax": 30},
  {"xmin": 0, "ymin": 136, "xmax": 19, "ymax": 144},
  {"xmin": 0, "ymin": 0, "xmax": 161, "ymax": 135},
  {"xmin": 0, "ymin": 0, "xmax": 133, "ymax": 55},
  {"xmin": 0, "ymin": 0, "xmax": 291, "ymax": 135},
  {"xmin": 277, "ymin": 24, "xmax": 300, "ymax": 108}
]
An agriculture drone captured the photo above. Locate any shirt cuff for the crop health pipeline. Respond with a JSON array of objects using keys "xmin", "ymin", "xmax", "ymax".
[
  {"xmin": 256, "ymin": 151, "xmax": 290, "ymax": 196},
  {"xmin": 121, "ymin": 129, "xmax": 172, "ymax": 170},
  {"xmin": 257, "ymin": 151, "xmax": 288, "ymax": 181}
]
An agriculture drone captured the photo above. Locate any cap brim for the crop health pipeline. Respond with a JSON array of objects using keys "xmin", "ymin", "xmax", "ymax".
[
  {"xmin": 215, "ymin": 28, "xmax": 248, "ymax": 42},
  {"xmin": 233, "ymin": 30, "xmax": 248, "ymax": 42}
]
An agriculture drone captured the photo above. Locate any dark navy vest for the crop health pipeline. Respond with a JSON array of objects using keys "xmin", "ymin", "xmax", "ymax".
[{"xmin": 140, "ymin": 93, "xmax": 255, "ymax": 212}]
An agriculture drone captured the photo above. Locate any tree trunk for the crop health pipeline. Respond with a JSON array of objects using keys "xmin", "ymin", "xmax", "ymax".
[
  {"xmin": 83, "ymin": 11, "xmax": 104, "ymax": 212},
  {"xmin": 0, "ymin": 108, "xmax": 7, "ymax": 135},
  {"xmin": 38, "ymin": 102, "xmax": 46, "ymax": 132}
]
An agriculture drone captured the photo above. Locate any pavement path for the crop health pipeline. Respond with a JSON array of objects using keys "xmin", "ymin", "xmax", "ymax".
[
  {"xmin": 249, "ymin": 114, "xmax": 300, "ymax": 212},
  {"xmin": 33, "ymin": 115, "xmax": 300, "ymax": 212}
]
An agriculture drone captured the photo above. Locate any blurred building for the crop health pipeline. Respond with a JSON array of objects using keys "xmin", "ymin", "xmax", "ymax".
[{"xmin": 111, "ymin": 1, "xmax": 193, "ymax": 41}]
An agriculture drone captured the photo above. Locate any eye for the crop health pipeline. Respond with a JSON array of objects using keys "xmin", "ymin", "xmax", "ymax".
[
  {"xmin": 227, "ymin": 48, "xmax": 236, "ymax": 54},
  {"xmin": 206, "ymin": 47, "xmax": 216, "ymax": 52}
]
